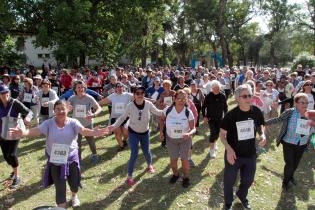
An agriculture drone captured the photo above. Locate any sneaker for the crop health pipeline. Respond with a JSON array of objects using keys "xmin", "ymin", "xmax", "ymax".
[
  {"xmin": 236, "ymin": 192, "xmax": 251, "ymax": 210},
  {"xmin": 123, "ymin": 140, "xmax": 128, "ymax": 147},
  {"xmin": 9, "ymin": 172, "xmax": 15, "ymax": 180},
  {"xmin": 91, "ymin": 154, "xmax": 99, "ymax": 164},
  {"xmin": 169, "ymin": 174, "xmax": 179, "ymax": 184},
  {"xmin": 209, "ymin": 148, "xmax": 217, "ymax": 158},
  {"xmin": 189, "ymin": 159, "xmax": 196, "ymax": 167},
  {"xmin": 146, "ymin": 165, "xmax": 156, "ymax": 174},
  {"xmin": 10, "ymin": 177, "xmax": 21, "ymax": 189},
  {"xmin": 72, "ymin": 195, "xmax": 80, "ymax": 207},
  {"xmin": 182, "ymin": 177, "xmax": 190, "ymax": 188},
  {"xmin": 126, "ymin": 178, "xmax": 136, "ymax": 186}
]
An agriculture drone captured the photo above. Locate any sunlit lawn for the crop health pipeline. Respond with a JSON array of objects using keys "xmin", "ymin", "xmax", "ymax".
[{"xmin": 0, "ymin": 100, "xmax": 314, "ymax": 210}]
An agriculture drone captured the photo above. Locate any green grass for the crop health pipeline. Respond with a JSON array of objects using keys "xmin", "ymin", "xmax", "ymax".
[{"xmin": 0, "ymin": 103, "xmax": 315, "ymax": 210}]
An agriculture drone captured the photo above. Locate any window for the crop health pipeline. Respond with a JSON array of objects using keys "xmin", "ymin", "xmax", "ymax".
[
  {"xmin": 45, "ymin": 54, "xmax": 50, "ymax": 58},
  {"xmin": 38, "ymin": 54, "xmax": 43, "ymax": 58}
]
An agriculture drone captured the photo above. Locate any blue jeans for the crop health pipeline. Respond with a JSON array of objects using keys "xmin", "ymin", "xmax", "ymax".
[{"xmin": 128, "ymin": 130, "xmax": 152, "ymax": 177}]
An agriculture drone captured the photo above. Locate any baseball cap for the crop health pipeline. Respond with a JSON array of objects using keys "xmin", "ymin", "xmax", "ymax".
[{"xmin": 0, "ymin": 85, "xmax": 10, "ymax": 94}]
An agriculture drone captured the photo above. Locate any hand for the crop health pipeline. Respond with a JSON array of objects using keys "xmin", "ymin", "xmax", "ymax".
[
  {"xmin": 93, "ymin": 126, "xmax": 110, "ymax": 137},
  {"xmin": 203, "ymin": 117, "xmax": 208, "ymax": 124},
  {"xmin": 42, "ymin": 102, "xmax": 49, "ymax": 107},
  {"xmin": 226, "ymin": 147, "xmax": 236, "ymax": 165},
  {"xmin": 24, "ymin": 117, "xmax": 31, "ymax": 126},
  {"xmin": 106, "ymin": 125, "xmax": 114, "ymax": 133},
  {"xmin": 182, "ymin": 133, "xmax": 191, "ymax": 140},
  {"xmin": 8, "ymin": 127, "xmax": 24, "ymax": 139}
]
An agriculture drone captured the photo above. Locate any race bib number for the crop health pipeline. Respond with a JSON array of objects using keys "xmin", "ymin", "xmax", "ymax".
[
  {"xmin": 74, "ymin": 105, "xmax": 86, "ymax": 118},
  {"xmin": 151, "ymin": 91, "xmax": 159, "ymax": 100},
  {"xmin": 41, "ymin": 97, "xmax": 49, "ymax": 106},
  {"xmin": 170, "ymin": 124, "xmax": 184, "ymax": 139},
  {"xmin": 231, "ymin": 74, "xmax": 235, "ymax": 79},
  {"xmin": 296, "ymin": 119, "xmax": 310, "ymax": 136},
  {"xmin": 23, "ymin": 93, "xmax": 33, "ymax": 103},
  {"xmin": 114, "ymin": 103, "xmax": 125, "ymax": 114},
  {"xmin": 52, "ymin": 86, "xmax": 59, "ymax": 93},
  {"xmin": 50, "ymin": 143, "xmax": 70, "ymax": 164},
  {"xmin": 164, "ymin": 97, "xmax": 173, "ymax": 106},
  {"xmin": 236, "ymin": 120, "xmax": 255, "ymax": 141},
  {"xmin": 92, "ymin": 82, "xmax": 99, "ymax": 87}
]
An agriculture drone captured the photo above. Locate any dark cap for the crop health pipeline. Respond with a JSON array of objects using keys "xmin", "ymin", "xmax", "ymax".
[{"xmin": 133, "ymin": 86, "xmax": 145, "ymax": 93}]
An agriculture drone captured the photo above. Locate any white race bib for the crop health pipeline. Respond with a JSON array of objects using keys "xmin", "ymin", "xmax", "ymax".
[
  {"xmin": 23, "ymin": 93, "xmax": 33, "ymax": 103},
  {"xmin": 41, "ymin": 97, "xmax": 49, "ymax": 107},
  {"xmin": 74, "ymin": 105, "xmax": 86, "ymax": 118},
  {"xmin": 151, "ymin": 91, "xmax": 159, "ymax": 100},
  {"xmin": 296, "ymin": 119, "xmax": 310, "ymax": 136},
  {"xmin": 164, "ymin": 97, "xmax": 173, "ymax": 106},
  {"xmin": 114, "ymin": 103, "xmax": 125, "ymax": 114},
  {"xmin": 170, "ymin": 124, "xmax": 184, "ymax": 139},
  {"xmin": 92, "ymin": 82, "xmax": 99, "ymax": 87},
  {"xmin": 52, "ymin": 86, "xmax": 59, "ymax": 93},
  {"xmin": 236, "ymin": 120, "xmax": 255, "ymax": 141},
  {"xmin": 50, "ymin": 143, "xmax": 70, "ymax": 164},
  {"xmin": 231, "ymin": 74, "xmax": 235, "ymax": 79}
]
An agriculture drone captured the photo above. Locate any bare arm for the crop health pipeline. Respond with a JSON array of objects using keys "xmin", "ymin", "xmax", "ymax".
[{"xmin": 98, "ymin": 97, "xmax": 111, "ymax": 106}]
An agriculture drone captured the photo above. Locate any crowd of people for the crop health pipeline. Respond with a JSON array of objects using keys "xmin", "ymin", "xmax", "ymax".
[{"xmin": 0, "ymin": 63, "xmax": 314, "ymax": 209}]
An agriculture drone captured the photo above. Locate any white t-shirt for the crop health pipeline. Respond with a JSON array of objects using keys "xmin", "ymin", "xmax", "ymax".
[
  {"xmin": 107, "ymin": 92, "xmax": 133, "ymax": 118},
  {"xmin": 307, "ymin": 93, "xmax": 314, "ymax": 110},
  {"xmin": 164, "ymin": 106, "xmax": 194, "ymax": 139},
  {"xmin": 261, "ymin": 89, "xmax": 279, "ymax": 114},
  {"xmin": 200, "ymin": 80, "xmax": 212, "ymax": 95}
]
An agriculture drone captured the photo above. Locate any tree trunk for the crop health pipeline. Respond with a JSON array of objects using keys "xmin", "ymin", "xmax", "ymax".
[
  {"xmin": 270, "ymin": 40, "xmax": 275, "ymax": 66},
  {"xmin": 211, "ymin": 42, "xmax": 218, "ymax": 68},
  {"xmin": 217, "ymin": 0, "xmax": 228, "ymax": 66},
  {"xmin": 141, "ymin": 39, "xmax": 147, "ymax": 67},
  {"xmin": 80, "ymin": 52, "xmax": 85, "ymax": 66},
  {"xmin": 226, "ymin": 41, "xmax": 233, "ymax": 68}
]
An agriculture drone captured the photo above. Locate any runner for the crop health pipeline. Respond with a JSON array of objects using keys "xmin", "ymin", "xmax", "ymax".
[
  {"xmin": 9, "ymin": 100, "xmax": 108, "ymax": 208},
  {"xmin": 68, "ymin": 80, "xmax": 102, "ymax": 164}
]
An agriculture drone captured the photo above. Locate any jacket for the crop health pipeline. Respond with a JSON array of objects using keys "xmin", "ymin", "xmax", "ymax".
[{"xmin": 265, "ymin": 108, "xmax": 294, "ymax": 146}]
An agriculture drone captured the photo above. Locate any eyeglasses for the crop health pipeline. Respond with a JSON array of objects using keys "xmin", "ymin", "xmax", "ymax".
[
  {"xmin": 239, "ymin": 94, "xmax": 252, "ymax": 99},
  {"xmin": 135, "ymin": 91, "xmax": 144, "ymax": 95},
  {"xmin": 176, "ymin": 97, "xmax": 186, "ymax": 101},
  {"xmin": 266, "ymin": 84, "xmax": 273, "ymax": 87},
  {"xmin": 304, "ymin": 84, "xmax": 312, "ymax": 87},
  {"xmin": 116, "ymin": 86, "xmax": 122, "ymax": 88},
  {"xmin": 138, "ymin": 110, "xmax": 143, "ymax": 120},
  {"xmin": 297, "ymin": 101, "xmax": 309, "ymax": 105}
]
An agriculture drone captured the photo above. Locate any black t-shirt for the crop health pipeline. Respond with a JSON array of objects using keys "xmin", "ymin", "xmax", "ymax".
[
  {"xmin": 40, "ymin": 93, "xmax": 49, "ymax": 115},
  {"xmin": 220, "ymin": 105, "xmax": 264, "ymax": 158}
]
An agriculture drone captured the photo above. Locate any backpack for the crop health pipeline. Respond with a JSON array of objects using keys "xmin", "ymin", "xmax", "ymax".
[
  {"xmin": 191, "ymin": 90, "xmax": 201, "ymax": 105},
  {"xmin": 165, "ymin": 105, "xmax": 190, "ymax": 120}
]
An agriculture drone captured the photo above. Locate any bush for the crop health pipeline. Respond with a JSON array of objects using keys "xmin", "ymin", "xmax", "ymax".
[{"xmin": 291, "ymin": 51, "xmax": 315, "ymax": 71}]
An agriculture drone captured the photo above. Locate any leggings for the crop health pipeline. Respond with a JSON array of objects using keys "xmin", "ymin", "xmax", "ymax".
[
  {"xmin": 50, "ymin": 162, "xmax": 80, "ymax": 205},
  {"xmin": 128, "ymin": 130, "xmax": 152, "ymax": 177},
  {"xmin": 208, "ymin": 118, "xmax": 222, "ymax": 143},
  {"xmin": 0, "ymin": 140, "xmax": 19, "ymax": 168}
]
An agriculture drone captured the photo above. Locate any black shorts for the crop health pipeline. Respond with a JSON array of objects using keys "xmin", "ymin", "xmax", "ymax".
[{"xmin": 110, "ymin": 117, "xmax": 129, "ymax": 127}]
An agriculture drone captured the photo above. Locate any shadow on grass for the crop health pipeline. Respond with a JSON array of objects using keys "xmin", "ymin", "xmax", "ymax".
[
  {"xmin": 208, "ymin": 169, "xmax": 224, "ymax": 209},
  {"xmin": 0, "ymin": 180, "xmax": 44, "ymax": 209}
]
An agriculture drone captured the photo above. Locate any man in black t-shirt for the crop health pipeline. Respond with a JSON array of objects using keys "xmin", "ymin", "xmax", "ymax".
[{"xmin": 220, "ymin": 84, "xmax": 266, "ymax": 210}]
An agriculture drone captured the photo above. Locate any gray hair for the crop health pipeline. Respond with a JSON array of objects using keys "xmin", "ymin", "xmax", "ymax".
[
  {"xmin": 235, "ymin": 84, "xmax": 253, "ymax": 99},
  {"xmin": 211, "ymin": 80, "xmax": 221, "ymax": 90}
]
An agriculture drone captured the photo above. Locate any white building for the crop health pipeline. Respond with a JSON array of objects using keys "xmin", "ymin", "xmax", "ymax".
[{"xmin": 18, "ymin": 36, "xmax": 102, "ymax": 68}]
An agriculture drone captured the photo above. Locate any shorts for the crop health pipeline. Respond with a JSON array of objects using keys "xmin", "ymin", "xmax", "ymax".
[
  {"xmin": 166, "ymin": 135, "xmax": 192, "ymax": 160},
  {"xmin": 110, "ymin": 117, "xmax": 129, "ymax": 127}
]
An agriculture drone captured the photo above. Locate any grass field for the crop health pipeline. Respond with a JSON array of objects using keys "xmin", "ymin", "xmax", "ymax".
[{"xmin": 0, "ymin": 101, "xmax": 315, "ymax": 210}]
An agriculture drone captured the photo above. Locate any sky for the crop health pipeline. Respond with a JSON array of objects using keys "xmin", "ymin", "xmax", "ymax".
[{"xmin": 251, "ymin": 0, "xmax": 307, "ymax": 33}]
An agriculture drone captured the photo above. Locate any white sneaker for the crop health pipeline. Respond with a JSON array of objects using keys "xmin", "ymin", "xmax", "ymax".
[
  {"xmin": 209, "ymin": 149, "xmax": 217, "ymax": 158},
  {"xmin": 72, "ymin": 195, "xmax": 80, "ymax": 207}
]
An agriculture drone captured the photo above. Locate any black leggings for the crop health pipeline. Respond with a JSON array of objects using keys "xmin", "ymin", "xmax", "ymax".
[
  {"xmin": 0, "ymin": 140, "xmax": 19, "ymax": 168},
  {"xmin": 50, "ymin": 162, "xmax": 80, "ymax": 205}
]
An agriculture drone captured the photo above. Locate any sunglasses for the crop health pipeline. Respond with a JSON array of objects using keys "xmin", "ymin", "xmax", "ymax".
[
  {"xmin": 116, "ymin": 86, "xmax": 122, "ymax": 88},
  {"xmin": 138, "ymin": 110, "xmax": 143, "ymax": 120},
  {"xmin": 304, "ymin": 84, "xmax": 312, "ymax": 87},
  {"xmin": 135, "ymin": 91, "xmax": 144, "ymax": 95},
  {"xmin": 239, "ymin": 94, "xmax": 252, "ymax": 99}
]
